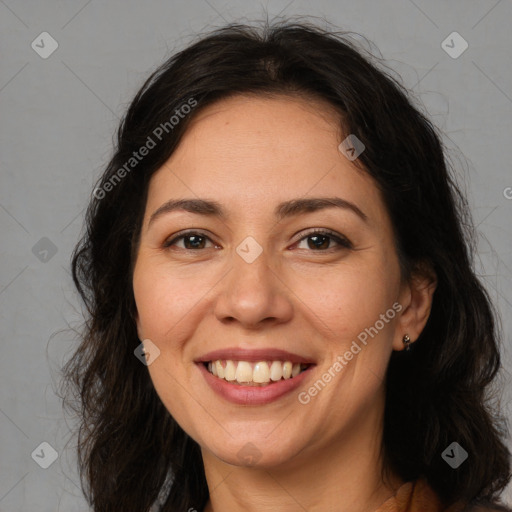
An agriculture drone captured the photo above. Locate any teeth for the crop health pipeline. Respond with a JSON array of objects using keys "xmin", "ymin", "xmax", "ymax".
[
  {"xmin": 206, "ymin": 360, "xmax": 307, "ymax": 385},
  {"xmin": 235, "ymin": 361, "xmax": 253, "ymax": 382},
  {"xmin": 282, "ymin": 361, "xmax": 292, "ymax": 379},
  {"xmin": 215, "ymin": 360, "xmax": 224, "ymax": 379},
  {"xmin": 253, "ymin": 361, "xmax": 270, "ymax": 383},
  {"xmin": 224, "ymin": 360, "xmax": 236, "ymax": 381},
  {"xmin": 270, "ymin": 361, "xmax": 283, "ymax": 381}
]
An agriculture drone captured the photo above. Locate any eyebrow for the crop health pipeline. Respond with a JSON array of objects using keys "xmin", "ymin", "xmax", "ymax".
[{"xmin": 148, "ymin": 196, "xmax": 368, "ymax": 227}]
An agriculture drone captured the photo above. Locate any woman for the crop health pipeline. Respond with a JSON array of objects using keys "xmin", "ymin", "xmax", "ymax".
[{"xmin": 63, "ymin": 19, "xmax": 512, "ymax": 512}]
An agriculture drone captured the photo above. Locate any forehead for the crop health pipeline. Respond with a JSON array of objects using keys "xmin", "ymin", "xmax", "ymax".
[{"xmin": 145, "ymin": 94, "xmax": 386, "ymax": 225}]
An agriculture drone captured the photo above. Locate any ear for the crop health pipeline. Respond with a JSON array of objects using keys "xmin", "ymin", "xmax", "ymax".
[
  {"xmin": 392, "ymin": 262, "xmax": 437, "ymax": 351},
  {"xmin": 132, "ymin": 307, "xmax": 143, "ymax": 340}
]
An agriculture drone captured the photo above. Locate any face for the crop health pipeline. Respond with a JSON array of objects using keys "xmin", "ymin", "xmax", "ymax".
[{"xmin": 132, "ymin": 94, "xmax": 425, "ymax": 469}]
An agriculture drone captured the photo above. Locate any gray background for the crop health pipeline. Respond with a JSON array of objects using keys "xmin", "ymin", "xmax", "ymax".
[{"xmin": 1, "ymin": 0, "xmax": 511, "ymax": 510}]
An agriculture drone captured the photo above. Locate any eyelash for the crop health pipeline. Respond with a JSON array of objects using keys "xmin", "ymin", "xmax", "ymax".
[{"xmin": 163, "ymin": 228, "xmax": 353, "ymax": 252}]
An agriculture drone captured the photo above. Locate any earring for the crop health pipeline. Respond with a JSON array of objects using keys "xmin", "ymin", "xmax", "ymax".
[{"xmin": 403, "ymin": 334, "xmax": 412, "ymax": 351}]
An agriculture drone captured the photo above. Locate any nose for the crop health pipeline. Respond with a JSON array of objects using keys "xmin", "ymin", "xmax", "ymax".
[{"xmin": 213, "ymin": 247, "xmax": 294, "ymax": 329}]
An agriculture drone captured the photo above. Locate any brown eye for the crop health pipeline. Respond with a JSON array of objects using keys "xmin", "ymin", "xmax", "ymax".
[
  {"xmin": 163, "ymin": 231, "xmax": 218, "ymax": 250},
  {"xmin": 295, "ymin": 229, "xmax": 353, "ymax": 251}
]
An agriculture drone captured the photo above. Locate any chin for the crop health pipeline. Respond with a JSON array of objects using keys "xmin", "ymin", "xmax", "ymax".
[{"xmin": 201, "ymin": 432, "xmax": 308, "ymax": 469}]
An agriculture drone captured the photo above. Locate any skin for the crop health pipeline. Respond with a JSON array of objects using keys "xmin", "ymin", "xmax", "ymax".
[{"xmin": 132, "ymin": 94, "xmax": 437, "ymax": 512}]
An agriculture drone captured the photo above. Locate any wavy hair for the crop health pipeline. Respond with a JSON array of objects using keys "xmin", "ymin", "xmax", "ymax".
[{"xmin": 62, "ymin": 19, "xmax": 511, "ymax": 512}]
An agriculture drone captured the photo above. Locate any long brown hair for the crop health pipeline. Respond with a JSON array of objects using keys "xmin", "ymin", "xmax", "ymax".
[{"xmin": 62, "ymin": 19, "xmax": 511, "ymax": 512}]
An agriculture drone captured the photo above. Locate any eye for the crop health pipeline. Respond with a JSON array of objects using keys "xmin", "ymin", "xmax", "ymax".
[
  {"xmin": 293, "ymin": 229, "xmax": 353, "ymax": 251},
  {"xmin": 163, "ymin": 231, "xmax": 219, "ymax": 250},
  {"xmin": 163, "ymin": 229, "xmax": 352, "ymax": 252}
]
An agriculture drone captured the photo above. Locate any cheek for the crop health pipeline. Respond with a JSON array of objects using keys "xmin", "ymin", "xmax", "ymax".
[
  {"xmin": 291, "ymin": 258, "xmax": 400, "ymax": 337},
  {"xmin": 133, "ymin": 259, "xmax": 199, "ymax": 340}
]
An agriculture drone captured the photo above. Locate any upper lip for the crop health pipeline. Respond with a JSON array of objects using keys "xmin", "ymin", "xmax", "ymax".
[{"xmin": 195, "ymin": 348, "xmax": 316, "ymax": 365}]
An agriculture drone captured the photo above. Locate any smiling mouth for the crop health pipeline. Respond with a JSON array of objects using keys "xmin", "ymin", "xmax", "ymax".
[{"xmin": 204, "ymin": 360, "xmax": 312, "ymax": 386}]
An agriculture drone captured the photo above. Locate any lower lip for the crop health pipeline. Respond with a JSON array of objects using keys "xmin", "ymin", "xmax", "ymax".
[{"xmin": 197, "ymin": 363, "xmax": 314, "ymax": 405}]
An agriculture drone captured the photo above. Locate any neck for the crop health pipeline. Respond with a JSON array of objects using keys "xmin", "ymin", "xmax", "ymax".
[{"xmin": 201, "ymin": 402, "xmax": 403, "ymax": 512}]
